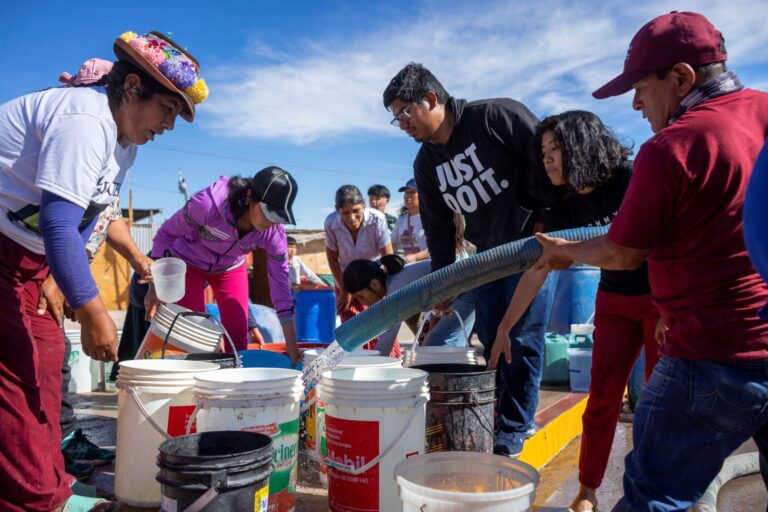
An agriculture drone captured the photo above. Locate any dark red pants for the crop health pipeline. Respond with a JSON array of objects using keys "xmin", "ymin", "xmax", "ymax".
[
  {"xmin": 579, "ymin": 290, "xmax": 660, "ymax": 489},
  {"xmin": 0, "ymin": 234, "xmax": 71, "ymax": 511},
  {"xmin": 337, "ymin": 289, "xmax": 401, "ymax": 358}
]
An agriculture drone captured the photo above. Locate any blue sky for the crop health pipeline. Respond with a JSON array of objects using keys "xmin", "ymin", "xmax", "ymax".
[{"xmin": 2, "ymin": 1, "xmax": 767, "ymax": 229}]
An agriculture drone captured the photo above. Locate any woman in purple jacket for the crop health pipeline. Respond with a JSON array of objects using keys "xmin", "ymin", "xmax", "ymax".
[{"xmin": 150, "ymin": 167, "xmax": 300, "ymax": 362}]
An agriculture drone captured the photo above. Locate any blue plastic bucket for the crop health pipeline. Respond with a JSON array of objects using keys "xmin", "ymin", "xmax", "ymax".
[
  {"xmin": 239, "ymin": 349, "xmax": 301, "ymax": 370},
  {"xmin": 294, "ymin": 289, "xmax": 336, "ymax": 343},
  {"xmin": 548, "ymin": 265, "xmax": 600, "ymax": 334}
]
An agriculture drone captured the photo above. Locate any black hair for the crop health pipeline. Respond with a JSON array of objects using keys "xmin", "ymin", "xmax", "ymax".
[
  {"xmin": 228, "ymin": 175, "xmax": 252, "ymax": 219},
  {"xmin": 382, "ymin": 62, "xmax": 449, "ymax": 110},
  {"xmin": 104, "ymin": 60, "xmax": 169, "ymax": 108},
  {"xmin": 529, "ymin": 110, "xmax": 632, "ymax": 204},
  {"xmin": 367, "ymin": 184, "xmax": 390, "ymax": 199},
  {"xmin": 335, "ymin": 185, "xmax": 365, "ymax": 210},
  {"xmin": 287, "ymin": 236, "xmax": 297, "ymax": 246},
  {"xmin": 343, "ymin": 254, "xmax": 406, "ymax": 294}
]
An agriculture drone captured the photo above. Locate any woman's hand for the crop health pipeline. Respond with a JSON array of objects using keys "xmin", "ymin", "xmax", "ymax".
[
  {"xmin": 655, "ymin": 318, "xmax": 667, "ymax": 345},
  {"xmin": 249, "ymin": 327, "xmax": 265, "ymax": 347},
  {"xmin": 280, "ymin": 320, "xmax": 302, "ymax": 366},
  {"xmin": 336, "ymin": 289, "xmax": 352, "ymax": 312},
  {"xmin": 37, "ymin": 274, "xmax": 67, "ymax": 327},
  {"xmin": 77, "ymin": 296, "xmax": 118, "ymax": 362},
  {"xmin": 487, "ymin": 328, "xmax": 512, "ymax": 371},
  {"xmin": 144, "ymin": 283, "xmax": 161, "ymax": 321},
  {"xmin": 133, "ymin": 255, "xmax": 154, "ymax": 284}
]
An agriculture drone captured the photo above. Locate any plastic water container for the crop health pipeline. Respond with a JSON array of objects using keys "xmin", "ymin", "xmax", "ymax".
[
  {"xmin": 151, "ymin": 257, "xmax": 187, "ymax": 303},
  {"xmin": 548, "ymin": 264, "xmax": 599, "ymax": 334},
  {"xmin": 541, "ymin": 333, "xmax": 570, "ymax": 385},
  {"xmin": 395, "ymin": 451, "xmax": 539, "ymax": 511},
  {"xmin": 294, "ymin": 289, "xmax": 336, "ymax": 343},
  {"xmin": 318, "ymin": 367, "xmax": 428, "ymax": 512},
  {"xmin": 135, "ymin": 304, "xmax": 222, "ymax": 359},
  {"xmin": 114, "ymin": 359, "xmax": 220, "ymax": 507},
  {"xmin": 239, "ymin": 349, "xmax": 297, "ymax": 370},
  {"xmin": 569, "ymin": 323, "xmax": 595, "ymax": 349},
  {"xmin": 65, "ymin": 330, "xmax": 100, "ymax": 393},
  {"xmin": 193, "ymin": 368, "xmax": 304, "ymax": 512},
  {"xmin": 568, "ymin": 348, "xmax": 593, "ymax": 392},
  {"xmin": 403, "ymin": 346, "xmax": 478, "ymax": 367}
]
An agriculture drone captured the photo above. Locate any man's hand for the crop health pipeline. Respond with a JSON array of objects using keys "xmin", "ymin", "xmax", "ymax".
[
  {"xmin": 37, "ymin": 274, "xmax": 66, "ymax": 327},
  {"xmin": 133, "ymin": 255, "xmax": 154, "ymax": 284},
  {"xmin": 431, "ymin": 299, "xmax": 454, "ymax": 317},
  {"xmin": 487, "ymin": 329, "xmax": 512, "ymax": 371},
  {"xmin": 77, "ymin": 296, "xmax": 117, "ymax": 362},
  {"xmin": 533, "ymin": 233, "xmax": 574, "ymax": 271}
]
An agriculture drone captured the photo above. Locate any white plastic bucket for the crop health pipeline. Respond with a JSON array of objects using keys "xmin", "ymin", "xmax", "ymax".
[
  {"xmin": 311, "ymin": 356, "xmax": 403, "ymax": 470},
  {"xmin": 568, "ymin": 348, "xmax": 593, "ymax": 392},
  {"xmin": 403, "ymin": 346, "xmax": 478, "ymax": 367},
  {"xmin": 151, "ymin": 257, "xmax": 187, "ymax": 303},
  {"xmin": 135, "ymin": 304, "xmax": 222, "ymax": 359},
  {"xmin": 65, "ymin": 330, "xmax": 99, "ymax": 393},
  {"xmin": 114, "ymin": 359, "xmax": 220, "ymax": 507},
  {"xmin": 193, "ymin": 368, "xmax": 303, "ymax": 512},
  {"xmin": 302, "ymin": 348, "xmax": 379, "ymax": 365},
  {"xmin": 394, "ymin": 451, "xmax": 539, "ymax": 511},
  {"xmin": 318, "ymin": 367, "xmax": 429, "ymax": 512}
]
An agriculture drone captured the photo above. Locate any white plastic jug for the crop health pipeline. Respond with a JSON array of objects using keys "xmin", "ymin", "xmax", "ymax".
[{"xmin": 151, "ymin": 257, "xmax": 187, "ymax": 303}]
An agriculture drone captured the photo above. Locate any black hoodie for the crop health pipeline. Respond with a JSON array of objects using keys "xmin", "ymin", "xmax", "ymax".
[{"xmin": 413, "ymin": 97, "xmax": 539, "ymax": 270}]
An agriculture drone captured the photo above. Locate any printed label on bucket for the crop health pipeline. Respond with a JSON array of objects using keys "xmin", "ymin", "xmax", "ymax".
[
  {"xmin": 254, "ymin": 484, "xmax": 269, "ymax": 512},
  {"xmin": 326, "ymin": 416, "xmax": 379, "ymax": 512},
  {"xmin": 243, "ymin": 418, "xmax": 298, "ymax": 512},
  {"xmin": 167, "ymin": 405, "xmax": 197, "ymax": 437},
  {"xmin": 305, "ymin": 388, "xmax": 317, "ymax": 452}
]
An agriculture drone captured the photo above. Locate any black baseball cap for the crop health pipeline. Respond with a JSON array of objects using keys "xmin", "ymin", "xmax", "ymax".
[{"xmin": 251, "ymin": 167, "xmax": 297, "ymax": 225}]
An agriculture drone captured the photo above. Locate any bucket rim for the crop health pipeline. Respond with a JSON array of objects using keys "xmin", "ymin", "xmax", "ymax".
[
  {"xmin": 321, "ymin": 367, "xmax": 428, "ymax": 383},
  {"xmin": 118, "ymin": 360, "xmax": 220, "ymax": 373},
  {"xmin": 193, "ymin": 367, "xmax": 301, "ymax": 385},
  {"xmin": 394, "ymin": 452, "xmax": 539, "ymax": 502}
]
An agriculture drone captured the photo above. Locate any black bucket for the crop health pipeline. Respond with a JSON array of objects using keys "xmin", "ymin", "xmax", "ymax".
[
  {"xmin": 162, "ymin": 351, "xmax": 240, "ymax": 368},
  {"xmin": 156, "ymin": 431, "xmax": 273, "ymax": 511},
  {"xmin": 412, "ymin": 363, "xmax": 496, "ymax": 454}
]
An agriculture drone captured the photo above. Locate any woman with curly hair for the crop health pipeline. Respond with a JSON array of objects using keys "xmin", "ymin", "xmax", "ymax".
[{"xmin": 487, "ymin": 111, "xmax": 659, "ymax": 512}]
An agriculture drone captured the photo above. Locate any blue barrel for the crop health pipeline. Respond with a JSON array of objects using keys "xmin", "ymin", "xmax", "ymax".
[
  {"xmin": 547, "ymin": 264, "xmax": 600, "ymax": 334},
  {"xmin": 294, "ymin": 289, "xmax": 336, "ymax": 343}
]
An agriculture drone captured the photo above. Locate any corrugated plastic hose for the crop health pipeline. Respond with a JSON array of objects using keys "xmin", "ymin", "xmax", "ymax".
[
  {"xmin": 335, "ymin": 225, "xmax": 609, "ymax": 351},
  {"xmin": 692, "ymin": 452, "xmax": 760, "ymax": 511}
]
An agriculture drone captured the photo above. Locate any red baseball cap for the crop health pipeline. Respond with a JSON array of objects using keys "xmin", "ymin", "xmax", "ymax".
[{"xmin": 593, "ymin": 11, "xmax": 727, "ymax": 99}]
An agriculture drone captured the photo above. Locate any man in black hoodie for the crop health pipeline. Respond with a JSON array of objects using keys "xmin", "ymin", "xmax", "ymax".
[{"xmin": 383, "ymin": 63, "xmax": 555, "ymax": 456}]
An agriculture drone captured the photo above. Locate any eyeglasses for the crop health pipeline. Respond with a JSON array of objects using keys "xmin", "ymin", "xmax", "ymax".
[{"xmin": 390, "ymin": 103, "xmax": 417, "ymax": 126}]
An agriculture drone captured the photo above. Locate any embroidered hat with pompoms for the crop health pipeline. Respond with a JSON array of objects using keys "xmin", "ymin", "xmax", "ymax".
[{"xmin": 114, "ymin": 31, "xmax": 208, "ymax": 122}]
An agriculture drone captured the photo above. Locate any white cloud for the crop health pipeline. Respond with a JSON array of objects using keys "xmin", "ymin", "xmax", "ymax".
[{"xmin": 203, "ymin": 0, "xmax": 768, "ymax": 144}]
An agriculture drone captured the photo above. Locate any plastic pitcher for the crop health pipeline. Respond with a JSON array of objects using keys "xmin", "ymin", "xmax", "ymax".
[{"xmin": 151, "ymin": 258, "xmax": 187, "ymax": 303}]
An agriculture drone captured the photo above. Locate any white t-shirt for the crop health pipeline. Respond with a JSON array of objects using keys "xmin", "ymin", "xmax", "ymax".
[
  {"xmin": 0, "ymin": 86, "xmax": 137, "ymax": 253},
  {"xmin": 391, "ymin": 212, "xmax": 427, "ymax": 255},
  {"xmin": 289, "ymin": 256, "xmax": 323, "ymax": 286}
]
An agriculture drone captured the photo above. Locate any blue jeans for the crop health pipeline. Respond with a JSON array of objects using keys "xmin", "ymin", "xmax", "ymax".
[
  {"xmin": 612, "ymin": 356, "xmax": 768, "ymax": 512},
  {"xmin": 423, "ymin": 291, "xmax": 476, "ymax": 347},
  {"xmin": 473, "ymin": 272, "xmax": 555, "ymax": 433}
]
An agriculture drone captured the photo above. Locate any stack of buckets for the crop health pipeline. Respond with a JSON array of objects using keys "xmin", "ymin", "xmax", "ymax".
[
  {"xmin": 134, "ymin": 303, "xmax": 223, "ymax": 360},
  {"xmin": 402, "ymin": 345, "xmax": 478, "ymax": 367}
]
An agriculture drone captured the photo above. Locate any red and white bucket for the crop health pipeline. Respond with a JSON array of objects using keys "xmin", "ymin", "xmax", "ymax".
[{"xmin": 317, "ymin": 367, "xmax": 429, "ymax": 512}]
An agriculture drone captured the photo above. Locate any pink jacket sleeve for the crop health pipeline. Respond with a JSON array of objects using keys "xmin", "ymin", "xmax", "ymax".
[{"xmin": 263, "ymin": 225, "xmax": 293, "ymax": 318}]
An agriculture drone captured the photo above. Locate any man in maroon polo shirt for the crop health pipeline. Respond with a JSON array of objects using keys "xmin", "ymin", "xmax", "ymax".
[{"xmin": 535, "ymin": 11, "xmax": 768, "ymax": 511}]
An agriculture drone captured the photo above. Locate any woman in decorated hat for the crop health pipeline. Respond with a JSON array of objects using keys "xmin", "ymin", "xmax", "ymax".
[
  {"xmin": 148, "ymin": 167, "xmax": 301, "ymax": 363},
  {"xmin": 0, "ymin": 31, "xmax": 207, "ymax": 512}
]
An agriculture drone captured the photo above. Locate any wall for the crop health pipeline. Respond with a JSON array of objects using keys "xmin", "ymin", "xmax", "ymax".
[{"xmin": 90, "ymin": 245, "xmax": 132, "ymax": 311}]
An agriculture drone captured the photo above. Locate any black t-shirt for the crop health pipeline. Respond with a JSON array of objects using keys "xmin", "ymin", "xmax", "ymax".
[
  {"xmin": 541, "ymin": 161, "xmax": 650, "ymax": 295},
  {"xmin": 414, "ymin": 97, "xmax": 540, "ymax": 271}
]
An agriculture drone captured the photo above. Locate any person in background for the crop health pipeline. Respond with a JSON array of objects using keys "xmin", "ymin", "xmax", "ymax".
[
  {"xmin": 148, "ymin": 167, "xmax": 301, "ymax": 363},
  {"xmin": 325, "ymin": 185, "xmax": 394, "ymax": 354},
  {"xmin": 391, "ymin": 178, "xmax": 429, "ymax": 263},
  {"xmin": 368, "ymin": 184, "xmax": 397, "ymax": 231},
  {"xmin": 0, "ymin": 29, "xmax": 207, "ymax": 512},
  {"xmin": 383, "ymin": 62, "xmax": 554, "ymax": 457},
  {"xmin": 343, "ymin": 255, "xmax": 474, "ymax": 355},
  {"xmin": 487, "ymin": 111, "xmax": 659, "ymax": 512},
  {"xmin": 287, "ymin": 235, "xmax": 324, "ymax": 290},
  {"xmin": 535, "ymin": 12, "xmax": 768, "ymax": 510}
]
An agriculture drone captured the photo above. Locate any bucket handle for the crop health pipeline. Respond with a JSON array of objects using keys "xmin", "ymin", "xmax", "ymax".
[
  {"xmin": 322, "ymin": 399, "xmax": 424, "ymax": 475},
  {"xmin": 300, "ymin": 394, "xmax": 316, "ymax": 415},
  {"xmin": 410, "ymin": 307, "xmax": 468, "ymax": 355},
  {"xmin": 161, "ymin": 311, "xmax": 241, "ymax": 367},
  {"xmin": 185, "ymin": 403, "xmax": 201, "ymax": 436},
  {"xmin": 127, "ymin": 386, "xmax": 172, "ymax": 441}
]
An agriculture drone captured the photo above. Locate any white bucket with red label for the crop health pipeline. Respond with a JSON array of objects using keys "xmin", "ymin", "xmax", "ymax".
[
  {"xmin": 191, "ymin": 368, "xmax": 304, "ymax": 512},
  {"xmin": 114, "ymin": 359, "xmax": 220, "ymax": 507},
  {"xmin": 317, "ymin": 367, "xmax": 429, "ymax": 512}
]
